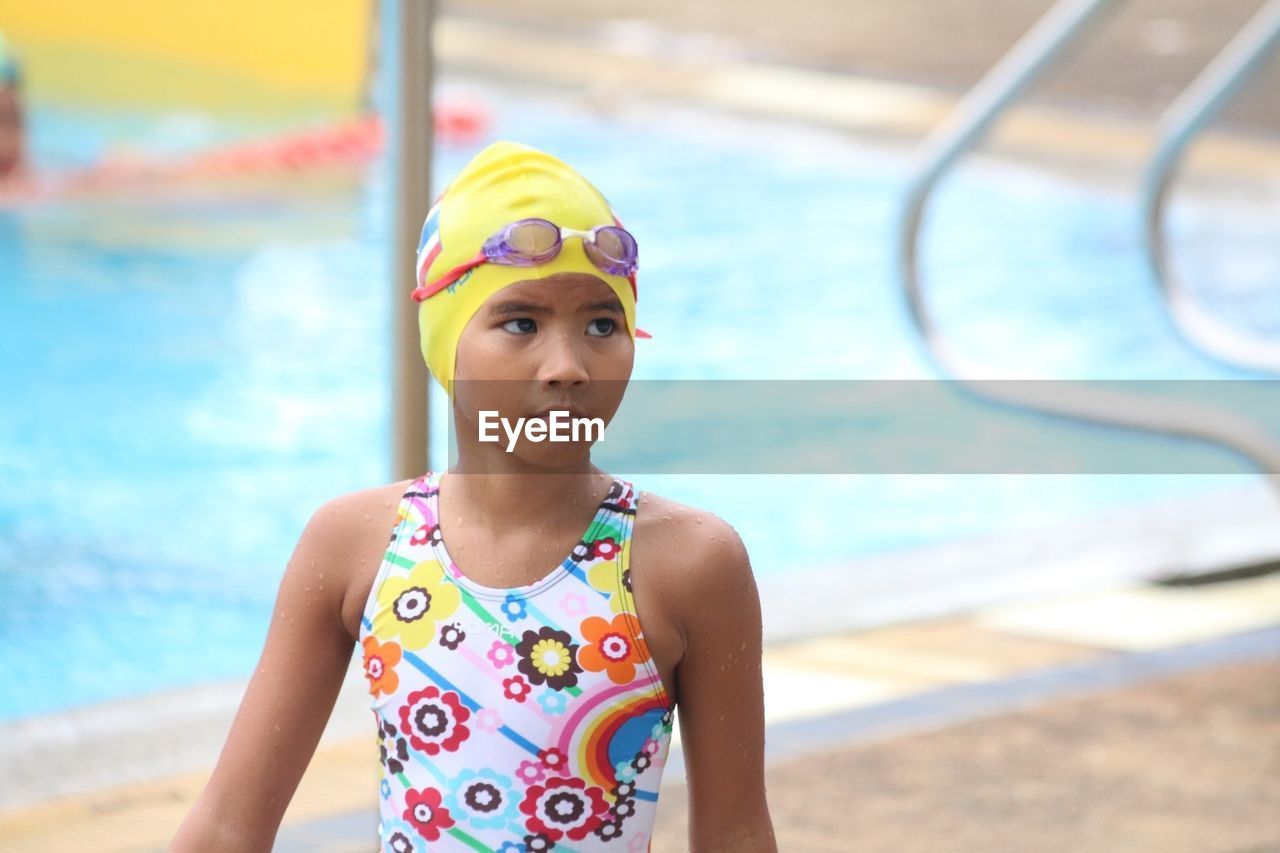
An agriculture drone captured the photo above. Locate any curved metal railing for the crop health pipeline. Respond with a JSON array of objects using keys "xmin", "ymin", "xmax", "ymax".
[
  {"xmin": 1138, "ymin": 0, "xmax": 1280, "ymax": 374},
  {"xmin": 895, "ymin": 0, "xmax": 1280, "ymax": 491}
]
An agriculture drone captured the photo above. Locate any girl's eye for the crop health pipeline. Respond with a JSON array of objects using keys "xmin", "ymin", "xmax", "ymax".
[
  {"xmin": 587, "ymin": 318, "xmax": 616, "ymax": 337},
  {"xmin": 501, "ymin": 318, "xmax": 537, "ymax": 335}
]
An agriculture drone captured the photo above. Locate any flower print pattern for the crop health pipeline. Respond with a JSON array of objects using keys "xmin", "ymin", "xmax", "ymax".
[
  {"xmin": 444, "ymin": 768, "xmax": 518, "ymax": 830},
  {"xmin": 503, "ymin": 674, "xmax": 532, "ymax": 702},
  {"xmin": 613, "ymin": 758, "xmax": 638, "ymax": 784},
  {"xmin": 568, "ymin": 540, "xmax": 593, "ymax": 564},
  {"xmin": 398, "ymin": 686, "xmax": 471, "ymax": 755},
  {"xmin": 408, "ymin": 523, "xmax": 433, "ymax": 547},
  {"xmin": 439, "ymin": 621, "xmax": 465, "ymax": 650},
  {"xmin": 587, "ymin": 559, "xmax": 629, "ymax": 615},
  {"xmin": 603, "ymin": 479, "xmax": 627, "ymax": 508},
  {"xmin": 516, "ymin": 759, "xmax": 546, "ymax": 785},
  {"xmin": 404, "ymin": 786, "xmax": 455, "ymax": 841},
  {"xmin": 487, "ymin": 639, "xmax": 516, "ymax": 668},
  {"xmin": 592, "ymin": 536, "xmax": 620, "ymax": 561},
  {"xmin": 375, "ymin": 558, "xmax": 461, "ymax": 649},
  {"xmin": 516, "ymin": 626, "xmax": 582, "ymax": 690},
  {"xmin": 538, "ymin": 747, "xmax": 567, "ymax": 774},
  {"xmin": 501, "ymin": 593, "xmax": 528, "ymax": 622},
  {"xmin": 381, "ymin": 818, "xmax": 422, "ymax": 853},
  {"xmin": 377, "ymin": 716, "xmax": 410, "ymax": 777},
  {"xmin": 389, "ymin": 511, "xmax": 410, "ymax": 544},
  {"xmin": 578, "ymin": 613, "xmax": 651, "ymax": 685},
  {"xmin": 610, "ymin": 794, "xmax": 637, "ymax": 820},
  {"xmin": 524, "ymin": 832, "xmax": 555, "ymax": 852},
  {"xmin": 519, "ymin": 775, "xmax": 611, "ymax": 842},
  {"xmin": 362, "ymin": 636, "xmax": 401, "ymax": 697},
  {"xmin": 537, "ymin": 687, "xmax": 569, "ymax": 716},
  {"xmin": 594, "ymin": 818, "xmax": 625, "ymax": 841},
  {"xmin": 558, "ymin": 591, "xmax": 588, "ymax": 617},
  {"xmin": 474, "ymin": 707, "xmax": 503, "ymax": 733},
  {"xmin": 362, "ymin": 472, "xmax": 672, "ymax": 849}
]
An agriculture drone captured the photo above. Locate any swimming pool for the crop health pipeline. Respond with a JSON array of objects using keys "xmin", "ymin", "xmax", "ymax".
[{"xmin": 1, "ymin": 78, "xmax": 1277, "ymax": 721}]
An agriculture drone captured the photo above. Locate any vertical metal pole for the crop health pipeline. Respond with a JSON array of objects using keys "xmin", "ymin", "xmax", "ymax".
[{"xmin": 386, "ymin": 0, "xmax": 434, "ymax": 480}]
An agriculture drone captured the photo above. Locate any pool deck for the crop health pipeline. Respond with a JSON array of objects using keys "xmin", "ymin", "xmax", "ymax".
[
  {"xmin": 444, "ymin": 0, "xmax": 1280, "ymax": 137},
  {"xmin": 1, "ymin": 569, "xmax": 1277, "ymax": 851},
  {"xmin": 432, "ymin": 4, "xmax": 1280, "ymax": 188}
]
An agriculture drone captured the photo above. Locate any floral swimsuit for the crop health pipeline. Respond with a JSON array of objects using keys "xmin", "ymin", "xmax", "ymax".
[{"xmin": 359, "ymin": 471, "xmax": 675, "ymax": 851}]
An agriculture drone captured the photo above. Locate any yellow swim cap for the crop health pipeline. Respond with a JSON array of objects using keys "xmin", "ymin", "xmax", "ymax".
[{"xmin": 415, "ymin": 140, "xmax": 646, "ymax": 397}]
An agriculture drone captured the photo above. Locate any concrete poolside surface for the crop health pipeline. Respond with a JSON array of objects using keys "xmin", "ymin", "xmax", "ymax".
[{"xmin": 446, "ymin": 0, "xmax": 1280, "ymax": 138}]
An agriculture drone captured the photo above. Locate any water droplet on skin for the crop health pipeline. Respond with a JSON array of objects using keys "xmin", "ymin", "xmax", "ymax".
[{"xmin": 364, "ymin": 514, "xmax": 372, "ymax": 522}]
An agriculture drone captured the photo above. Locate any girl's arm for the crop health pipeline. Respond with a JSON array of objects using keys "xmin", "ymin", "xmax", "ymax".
[
  {"xmin": 673, "ymin": 514, "xmax": 778, "ymax": 851},
  {"xmin": 168, "ymin": 497, "xmax": 361, "ymax": 852}
]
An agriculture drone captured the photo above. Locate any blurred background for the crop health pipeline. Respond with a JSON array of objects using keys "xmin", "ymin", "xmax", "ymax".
[{"xmin": 0, "ymin": 0, "xmax": 1277, "ymax": 850}]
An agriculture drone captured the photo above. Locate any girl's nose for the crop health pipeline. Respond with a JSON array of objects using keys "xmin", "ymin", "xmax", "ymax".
[{"xmin": 536, "ymin": 332, "xmax": 591, "ymax": 387}]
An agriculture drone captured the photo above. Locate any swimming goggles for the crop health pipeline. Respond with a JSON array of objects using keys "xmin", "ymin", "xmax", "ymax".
[{"xmin": 412, "ymin": 217, "xmax": 639, "ymax": 303}]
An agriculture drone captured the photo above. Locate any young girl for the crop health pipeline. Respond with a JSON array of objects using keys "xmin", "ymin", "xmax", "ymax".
[{"xmin": 170, "ymin": 141, "xmax": 775, "ymax": 852}]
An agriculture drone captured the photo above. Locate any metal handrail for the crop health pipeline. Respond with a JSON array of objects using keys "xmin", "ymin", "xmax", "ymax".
[
  {"xmin": 1138, "ymin": 0, "xmax": 1280, "ymax": 374},
  {"xmin": 894, "ymin": 0, "xmax": 1280, "ymax": 491}
]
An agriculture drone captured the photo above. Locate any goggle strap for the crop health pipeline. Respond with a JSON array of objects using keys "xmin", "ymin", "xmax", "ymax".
[{"xmin": 416, "ymin": 251, "xmax": 487, "ymax": 301}]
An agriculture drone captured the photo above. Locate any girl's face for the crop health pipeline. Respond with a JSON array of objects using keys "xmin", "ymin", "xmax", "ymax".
[{"xmin": 450, "ymin": 271, "xmax": 635, "ymax": 468}]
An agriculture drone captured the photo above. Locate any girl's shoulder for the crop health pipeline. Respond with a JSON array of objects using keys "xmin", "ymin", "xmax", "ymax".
[
  {"xmin": 328, "ymin": 475, "xmax": 424, "ymax": 640},
  {"xmin": 628, "ymin": 486, "xmax": 756, "ymax": 658},
  {"xmin": 632, "ymin": 485, "xmax": 734, "ymax": 531},
  {"xmin": 630, "ymin": 486, "xmax": 751, "ymax": 581}
]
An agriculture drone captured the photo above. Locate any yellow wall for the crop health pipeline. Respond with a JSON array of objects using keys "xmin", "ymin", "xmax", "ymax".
[{"xmin": 0, "ymin": 0, "xmax": 373, "ymax": 114}]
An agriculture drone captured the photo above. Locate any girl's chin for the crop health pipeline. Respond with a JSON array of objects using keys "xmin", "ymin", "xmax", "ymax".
[{"xmin": 499, "ymin": 443, "xmax": 597, "ymax": 470}]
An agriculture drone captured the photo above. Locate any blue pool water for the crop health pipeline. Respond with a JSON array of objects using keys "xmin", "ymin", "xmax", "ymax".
[{"xmin": 1, "ymin": 80, "xmax": 1277, "ymax": 721}]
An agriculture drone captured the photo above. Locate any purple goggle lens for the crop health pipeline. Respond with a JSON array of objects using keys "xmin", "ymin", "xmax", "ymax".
[{"xmin": 481, "ymin": 218, "xmax": 637, "ymax": 277}]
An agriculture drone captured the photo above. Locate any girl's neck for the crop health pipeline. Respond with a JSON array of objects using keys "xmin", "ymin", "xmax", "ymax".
[{"xmin": 439, "ymin": 460, "xmax": 613, "ymax": 531}]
